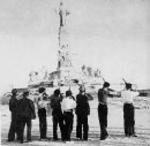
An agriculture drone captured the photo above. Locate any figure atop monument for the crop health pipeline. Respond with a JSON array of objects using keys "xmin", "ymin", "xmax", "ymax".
[{"xmin": 59, "ymin": 2, "xmax": 70, "ymax": 27}]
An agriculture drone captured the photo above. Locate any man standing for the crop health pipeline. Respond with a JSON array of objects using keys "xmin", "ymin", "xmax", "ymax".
[
  {"xmin": 37, "ymin": 87, "xmax": 48, "ymax": 140},
  {"xmin": 121, "ymin": 83, "xmax": 139, "ymax": 137},
  {"xmin": 61, "ymin": 90, "xmax": 76, "ymax": 141},
  {"xmin": 98, "ymin": 82, "xmax": 111, "ymax": 140},
  {"xmin": 17, "ymin": 91, "xmax": 35, "ymax": 143},
  {"xmin": 8, "ymin": 89, "xmax": 19, "ymax": 142},
  {"xmin": 76, "ymin": 85, "xmax": 90, "ymax": 141},
  {"xmin": 50, "ymin": 89, "xmax": 64, "ymax": 141}
]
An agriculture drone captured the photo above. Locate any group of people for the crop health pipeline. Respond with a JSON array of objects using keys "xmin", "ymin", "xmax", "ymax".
[
  {"xmin": 36, "ymin": 85, "xmax": 90, "ymax": 141},
  {"xmin": 98, "ymin": 82, "xmax": 139, "ymax": 140},
  {"xmin": 8, "ymin": 81, "xmax": 139, "ymax": 143}
]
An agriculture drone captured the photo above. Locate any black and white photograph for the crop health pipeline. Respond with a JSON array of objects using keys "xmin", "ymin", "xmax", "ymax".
[{"xmin": 0, "ymin": 0, "xmax": 150, "ymax": 145}]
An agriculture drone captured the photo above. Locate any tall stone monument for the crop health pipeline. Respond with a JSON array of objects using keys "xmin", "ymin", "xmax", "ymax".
[{"xmin": 57, "ymin": 1, "xmax": 72, "ymax": 82}]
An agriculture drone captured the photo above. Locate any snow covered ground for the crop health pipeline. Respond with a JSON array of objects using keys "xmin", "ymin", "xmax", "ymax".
[{"xmin": 1, "ymin": 97, "xmax": 150, "ymax": 146}]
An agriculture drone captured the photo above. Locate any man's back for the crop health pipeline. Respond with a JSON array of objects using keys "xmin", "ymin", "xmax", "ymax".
[
  {"xmin": 76, "ymin": 93, "xmax": 90, "ymax": 116},
  {"xmin": 98, "ymin": 88, "xmax": 108, "ymax": 105},
  {"xmin": 9, "ymin": 95, "xmax": 18, "ymax": 113},
  {"xmin": 50, "ymin": 95, "xmax": 62, "ymax": 115},
  {"xmin": 17, "ymin": 98, "xmax": 34, "ymax": 118},
  {"xmin": 121, "ymin": 90, "xmax": 139, "ymax": 103},
  {"xmin": 61, "ymin": 96, "xmax": 76, "ymax": 112}
]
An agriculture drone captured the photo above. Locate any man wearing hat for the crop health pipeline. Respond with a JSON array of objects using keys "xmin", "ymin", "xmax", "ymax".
[
  {"xmin": 121, "ymin": 83, "xmax": 139, "ymax": 137},
  {"xmin": 17, "ymin": 91, "xmax": 35, "ymax": 143},
  {"xmin": 76, "ymin": 85, "xmax": 90, "ymax": 141},
  {"xmin": 98, "ymin": 82, "xmax": 113, "ymax": 140}
]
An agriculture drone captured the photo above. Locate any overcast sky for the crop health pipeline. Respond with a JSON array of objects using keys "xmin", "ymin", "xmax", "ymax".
[{"xmin": 0, "ymin": 0, "xmax": 149, "ymax": 93}]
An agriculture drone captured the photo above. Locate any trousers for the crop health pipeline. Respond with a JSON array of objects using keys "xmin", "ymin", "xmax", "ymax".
[
  {"xmin": 63, "ymin": 112, "xmax": 74, "ymax": 140},
  {"xmin": 52, "ymin": 113, "xmax": 64, "ymax": 140},
  {"xmin": 98, "ymin": 103, "xmax": 108, "ymax": 138},
  {"xmin": 17, "ymin": 116, "xmax": 32, "ymax": 143},
  {"xmin": 8, "ymin": 113, "xmax": 19, "ymax": 141},
  {"xmin": 76, "ymin": 114, "xmax": 89, "ymax": 140},
  {"xmin": 38, "ymin": 108, "xmax": 47, "ymax": 139},
  {"xmin": 123, "ymin": 103, "xmax": 135, "ymax": 136}
]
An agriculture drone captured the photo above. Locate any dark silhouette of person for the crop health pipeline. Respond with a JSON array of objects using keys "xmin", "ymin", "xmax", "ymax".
[
  {"xmin": 76, "ymin": 86, "xmax": 90, "ymax": 140},
  {"xmin": 98, "ymin": 82, "xmax": 110, "ymax": 140},
  {"xmin": 8, "ymin": 89, "xmax": 19, "ymax": 141},
  {"xmin": 17, "ymin": 91, "xmax": 35, "ymax": 143},
  {"xmin": 50, "ymin": 89, "xmax": 64, "ymax": 141}
]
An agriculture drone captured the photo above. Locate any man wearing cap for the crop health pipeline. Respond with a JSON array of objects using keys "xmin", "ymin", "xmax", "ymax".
[
  {"xmin": 121, "ymin": 83, "xmax": 139, "ymax": 137},
  {"xmin": 76, "ymin": 85, "xmax": 90, "ymax": 141},
  {"xmin": 8, "ymin": 89, "xmax": 19, "ymax": 141},
  {"xmin": 98, "ymin": 82, "xmax": 113, "ymax": 140},
  {"xmin": 17, "ymin": 91, "xmax": 35, "ymax": 143}
]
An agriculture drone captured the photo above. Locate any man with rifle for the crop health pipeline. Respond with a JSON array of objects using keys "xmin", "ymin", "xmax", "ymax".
[
  {"xmin": 97, "ymin": 81, "xmax": 117, "ymax": 140},
  {"xmin": 121, "ymin": 79, "xmax": 139, "ymax": 137}
]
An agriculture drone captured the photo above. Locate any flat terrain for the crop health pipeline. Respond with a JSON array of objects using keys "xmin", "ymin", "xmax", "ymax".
[{"xmin": 1, "ymin": 97, "xmax": 150, "ymax": 146}]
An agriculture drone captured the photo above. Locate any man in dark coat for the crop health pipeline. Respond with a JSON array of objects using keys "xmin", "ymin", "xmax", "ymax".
[
  {"xmin": 17, "ymin": 91, "xmax": 35, "ymax": 143},
  {"xmin": 76, "ymin": 85, "xmax": 90, "ymax": 141},
  {"xmin": 50, "ymin": 89, "xmax": 64, "ymax": 141},
  {"xmin": 8, "ymin": 89, "xmax": 19, "ymax": 141}
]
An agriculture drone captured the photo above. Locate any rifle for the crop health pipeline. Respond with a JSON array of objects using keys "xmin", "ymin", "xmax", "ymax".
[
  {"xmin": 101, "ymin": 77, "xmax": 116, "ymax": 92},
  {"xmin": 122, "ymin": 78, "xmax": 137, "ymax": 91},
  {"xmin": 102, "ymin": 77, "xmax": 105, "ymax": 82},
  {"xmin": 122, "ymin": 78, "xmax": 128, "ymax": 84}
]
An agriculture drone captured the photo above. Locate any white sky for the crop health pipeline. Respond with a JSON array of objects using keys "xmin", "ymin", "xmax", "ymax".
[{"xmin": 0, "ymin": 0, "xmax": 150, "ymax": 93}]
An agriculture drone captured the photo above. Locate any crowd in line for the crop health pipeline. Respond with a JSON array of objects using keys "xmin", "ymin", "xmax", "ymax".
[{"xmin": 7, "ymin": 82, "xmax": 139, "ymax": 144}]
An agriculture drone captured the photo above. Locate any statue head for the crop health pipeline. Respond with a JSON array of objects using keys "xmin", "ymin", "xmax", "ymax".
[{"xmin": 60, "ymin": 1, "xmax": 63, "ymax": 6}]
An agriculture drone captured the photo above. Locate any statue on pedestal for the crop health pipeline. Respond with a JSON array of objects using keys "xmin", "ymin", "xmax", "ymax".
[
  {"xmin": 59, "ymin": 2, "xmax": 70, "ymax": 27},
  {"xmin": 57, "ymin": 1, "xmax": 72, "ymax": 70}
]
